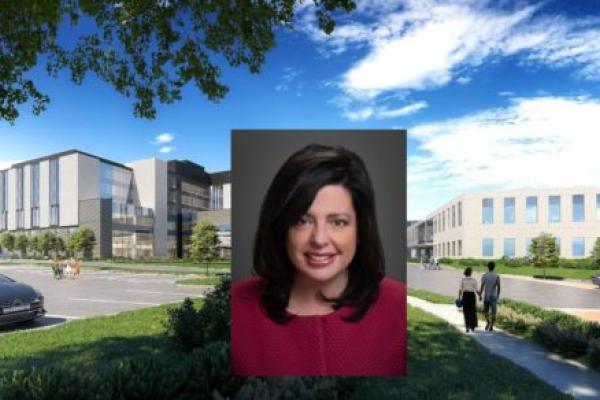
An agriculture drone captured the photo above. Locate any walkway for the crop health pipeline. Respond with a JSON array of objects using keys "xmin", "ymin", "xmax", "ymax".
[{"xmin": 408, "ymin": 296, "xmax": 600, "ymax": 399}]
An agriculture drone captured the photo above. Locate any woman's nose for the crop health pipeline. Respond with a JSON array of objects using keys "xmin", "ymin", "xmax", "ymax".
[{"xmin": 309, "ymin": 224, "xmax": 329, "ymax": 246}]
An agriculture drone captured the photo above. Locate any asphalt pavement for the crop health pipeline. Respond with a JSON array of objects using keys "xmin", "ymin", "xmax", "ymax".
[{"xmin": 0, "ymin": 264, "xmax": 208, "ymax": 334}]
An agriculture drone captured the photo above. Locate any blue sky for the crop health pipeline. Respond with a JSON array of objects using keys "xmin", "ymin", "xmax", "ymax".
[{"xmin": 2, "ymin": 0, "xmax": 600, "ymax": 219}]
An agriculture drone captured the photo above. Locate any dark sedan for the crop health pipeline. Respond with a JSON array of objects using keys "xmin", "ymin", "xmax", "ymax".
[
  {"xmin": 593, "ymin": 274, "xmax": 600, "ymax": 289},
  {"xmin": 0, "ymin": 273, "xmax": 46, "ymax": 327}
]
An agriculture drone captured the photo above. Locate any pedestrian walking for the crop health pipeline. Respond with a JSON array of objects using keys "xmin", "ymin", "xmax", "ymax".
[
  {"xmin": 459, "ymin": 267, "xmax": 478, "ymax": 332},
  {"xmin": 478, "ymin": 261, "xmax": 501, "ymax": 331}
]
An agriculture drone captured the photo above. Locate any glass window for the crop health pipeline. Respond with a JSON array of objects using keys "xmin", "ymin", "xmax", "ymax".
[
  {"xmin": 452, "ymin": 205, "xmax": 456, "ymax": 228},
  {"xmin": 526, "ymin": 196, "xmax": 537, "ymax": 223},
  {"xmin": 549, "ymin": 195, "xmax": 560, "ymax": 223},
  {"xmin": 30, "ymin": 163, "xmax": 40, "ymax": 227},
  {"xmin": 50, "ymin": 158, "xmax": 59, "ymax": 226},
  {"xmin": 458, "ymin": 201, "xmax": 462, "ymax": 226},
  {"xmin": 452, "ymin": 241, "xmax": 455, "ymax": 256},
  {"xmin": 504, "ymin": 238, "xmax": 515, "ymax": 257},
  {"xmin": 442, "ymin": 211, "xmax": 446, "ymax": 230},
  {"xmin": 16, "ymin": 167, "xmax": 24, "ymax": 228},
  {"xmin": 458, "ymin": 240, "xmax": 462, "ymax": 256},
  {"xmin": 572, "ymin": 195, "xmax": 585, "ymax": 222},
  {"xmin": 555, "ymin": 238, "xmax": 561, "ymax": 256},
  {"xmin": 482, "ymin": 238, "xmax": 493, "ymax": 257},
  {"xmin": 572, "ymin": 237, "xmax": 585, "ymax": 257},
  {"xmin": 526, "ymin": 238, "xmax": 532, "ymax": 256},
  {"xmin": 504, "ymin": 197, "xmax": 515, "ymax": 223},
  {"xmin": 482, "ymin": 198, "xmax": 493, "ymax": 224},
  {"xmin": 597, "ymin": 194, "xmax": 600, "ymax": 220},
  {"xmin": 0, "ymin": 171, "xmax": 7, "ymax": 230}
]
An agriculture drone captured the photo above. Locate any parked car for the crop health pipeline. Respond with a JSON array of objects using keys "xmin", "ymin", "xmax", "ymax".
[
  {"xmin": 0, "ymin": 273, "xmax": 46, "ymax": 327},
  {"xmin": 593, "ymin": 274, "xmax": 600, "ymax": 288}
]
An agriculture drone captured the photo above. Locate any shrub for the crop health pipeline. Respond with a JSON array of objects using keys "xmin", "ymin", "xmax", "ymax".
[
  {"xmin": 0, "ymin": 365, "xmax": 95, "ymax": 400},
  {"xmin": 182, "ymin": 342, "xmax": 241, "ymax": 399},
  {"xmin": 459, "ymin": 258, "xmax": 488, "ymax": 267},
  {"xmin": 495, "ymin": 307, "xmax": 541, "ymax": 335},
  {"xmin": 102, "ymin": 356, "xmax": 188, "ymax": 400},
  {"xmin": 236, "ymin": 377, "xmax": 341, "ymax": 400},
  {"xmin": 164, "ymin": 297, "xmax": 205, "ymax": 352},
  {"xmin": 164, "ymin": 274, "xmax": 231, "ymax": 351},
  {"xmin": 588, "ymin": 339, "xmax": 600, "ymax": 370},
  {"xmin": 533, "ymin": 323, "xmax": 589, "ymax": 358}
]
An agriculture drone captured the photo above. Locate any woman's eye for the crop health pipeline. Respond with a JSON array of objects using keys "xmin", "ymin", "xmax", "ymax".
[
  {"xmin": 331, "ymin": 218, "xmax": 349, "ymax": 228},
  {"xmin": 294, "ymin": 216, "xmax": 312, "ymax": 226}
]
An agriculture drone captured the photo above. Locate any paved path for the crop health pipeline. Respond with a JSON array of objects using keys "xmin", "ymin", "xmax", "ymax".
[
  {"xmin": 408, "ymin": 264, "xmax": 600, "ymax": 321},
  {"xmin": 408, "ymin": 296, "xmax": 600, "ymax": 399}
]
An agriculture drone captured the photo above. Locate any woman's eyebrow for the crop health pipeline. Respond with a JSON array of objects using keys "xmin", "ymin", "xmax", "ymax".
[{"xmin": 326, "ymin": 213, "xmax": 353, "ymax": 218}]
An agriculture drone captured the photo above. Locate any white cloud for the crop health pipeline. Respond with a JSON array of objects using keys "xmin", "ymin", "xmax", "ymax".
[
  {"xmin": 498, "ymin": 91, "xmax": 515, "ymax": 97},
  {"xmin": 407, "ymin": 96, "xmax": 600, "ymax": 218},
  {"xmin": 152, "ymin": 133, "xmax": 174, "ymax": 145},
  {"xmin": 343, "ymin": 101, "xmax": 427, "ymax": 121},
  {"xmin": 159, "ymin": 146, "xmax": 174, "ymax": 154},
  {"xmin": 275, "ymin": 67, "xmax": 303, "ymax": 92},
  {"xmin": 300, "ymin": 1, "xmax": 600, "ymax": 101}
]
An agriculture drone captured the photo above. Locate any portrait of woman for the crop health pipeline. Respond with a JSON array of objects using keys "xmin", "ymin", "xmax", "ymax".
[{"xmin": 231, "ymin": 142, "xmax": 406, "ymax": 376}]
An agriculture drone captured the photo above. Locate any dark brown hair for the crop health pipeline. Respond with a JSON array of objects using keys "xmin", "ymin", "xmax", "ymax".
[{"xmin": 253, "ymin": 143, "xmax": 385, "ymax": 324}]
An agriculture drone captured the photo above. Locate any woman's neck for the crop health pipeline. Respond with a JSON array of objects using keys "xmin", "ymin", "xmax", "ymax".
[{"xmin": 287, "ymin": 271, "xmax": 348, "ymax": 316}]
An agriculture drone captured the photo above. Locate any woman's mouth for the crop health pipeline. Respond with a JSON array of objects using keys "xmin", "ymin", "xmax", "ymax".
[{"xmin": 304, "ymin": 253, "xmax": 337, "ymax": 268}]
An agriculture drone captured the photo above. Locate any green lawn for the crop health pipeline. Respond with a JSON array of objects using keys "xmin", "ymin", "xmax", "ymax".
[
  {"xmin": 412, "ymin": 262, "xmax": 598, "ymax": 280},
  {"xmin": 0, "ymin": 298, "xmax": 202, "ymax": 374},
  {"xmin": 0, "ymin": 300, "xmax": 569, "ymax": 398},
  {"xmin": 176, "ymin": 277, "xmax": 221, "ymax": 285},
  {"xmin": 408, "ymin": 287, "xmax": 454, "ymax": 304}
]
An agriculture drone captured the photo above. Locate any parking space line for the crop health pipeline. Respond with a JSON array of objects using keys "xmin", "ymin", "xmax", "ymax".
[
  {"xmin": 125, "ymin": 289, "xmax": 202, "ymax": 296},
  {"xmin": 45, "ymin": 314, "xmax": 82, "ymax": 320},
  {"xmin": 68, "ymin": 297, "xmax": 161, "ymax": 306}
]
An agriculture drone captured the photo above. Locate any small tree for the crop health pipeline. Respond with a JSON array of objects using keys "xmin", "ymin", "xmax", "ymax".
[
  {"xmin": 28, "ymin": 234, "xmax": 39, "ymax": 258},
  {"xmin": 53, "ymin": 236, "xmax": 65, "ymax": 258},
  {"xmin": 68, "ymin": 227, "xmax": 96, "ymax": 259},
  {"xmin": 530, "ymin": 233, "xmax": 559, "ymax": 279},
  {"xmin": 37, "ymin": 232, "xmax": 54, "ymax": 258},
  {"xmin": 1, "ymin": 233, "xmax": 15, "ymax": 257},
  {"xmin": 15, "ymin": 234, "xmax": 29, "ymax": 258},
  {"xmin": 591, "ymin": 238, "xmax": 600, "ymax": 267},
  {"xmin": 190, "ymin": 220, "xmax": 220, "ymax": 276}
]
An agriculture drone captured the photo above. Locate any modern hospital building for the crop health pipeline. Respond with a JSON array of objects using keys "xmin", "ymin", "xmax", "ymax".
[
  {"xmin": 0, "ymin": 149, "xmax": 230, "ymax": 259},
  {"xmin": 408, "ymin": 186, "xmax": 600, "ymax": 260}
]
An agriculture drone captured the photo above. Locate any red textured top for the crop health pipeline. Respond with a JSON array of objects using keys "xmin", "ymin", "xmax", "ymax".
[{"xmin": 231, "ymin": 277, "xmax": 406, "ymax": 376}]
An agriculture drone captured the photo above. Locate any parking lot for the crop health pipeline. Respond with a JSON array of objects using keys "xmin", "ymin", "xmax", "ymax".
[{"xmin": 0, "ymin": 264, "xmax": 208, "ymax": 334}]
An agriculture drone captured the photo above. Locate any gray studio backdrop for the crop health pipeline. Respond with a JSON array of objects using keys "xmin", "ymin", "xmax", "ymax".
[{"xmin": 231, "ymin": 130, "xmax": 406, "ymax": 283}]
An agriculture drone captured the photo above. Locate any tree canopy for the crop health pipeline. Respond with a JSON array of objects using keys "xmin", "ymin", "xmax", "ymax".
[
  {"xmin": 190, "ymin": 219, "xmax": 219, "ymax": 264},
  {"xmin": 1, "ymin": 0, "xmax": 355, "ymax": 123}
]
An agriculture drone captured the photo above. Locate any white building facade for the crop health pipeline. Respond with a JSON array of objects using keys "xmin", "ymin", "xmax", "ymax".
[{"xmin": 427, "ymin": 186, "xmax": 600, "ymax": 259}]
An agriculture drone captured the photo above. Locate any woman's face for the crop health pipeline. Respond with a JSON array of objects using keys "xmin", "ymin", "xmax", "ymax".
[{"xmin": 286, "ymin": 184, "xmax": 358, "ymax": 286}]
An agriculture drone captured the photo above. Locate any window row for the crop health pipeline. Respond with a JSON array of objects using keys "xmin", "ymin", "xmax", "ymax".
[
  {"xmin": 482, "ymin": 194, "xmax": 598, "ymax": 224},
  {"xmin": 482, "ymin": 237, "xmax": 587, "ymax": 257},
  {"xmin": 433, "ymin": 201, "xmax": 462, "ymax": 233},
  {"xmin": 434, "ymin": 240, "xmax": 463, "ymax": 257}
]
